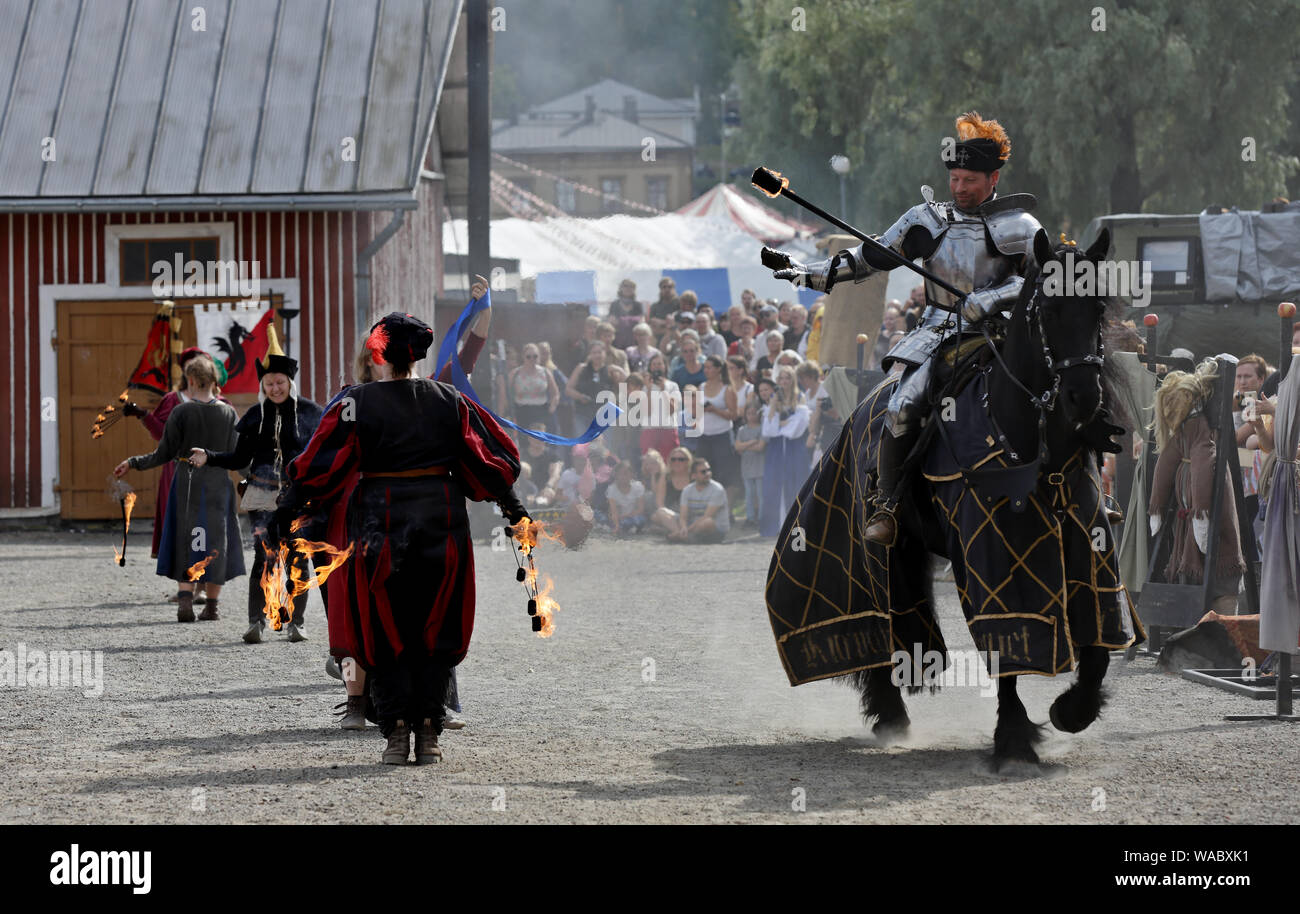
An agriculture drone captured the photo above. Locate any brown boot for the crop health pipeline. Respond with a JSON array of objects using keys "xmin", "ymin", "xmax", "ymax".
[
  {"xmin": 414, "ymin": 718, "xmax": 442, "ymax": 765},
  {"xmin": 336, "ymin": 696, "xmax": 367, "ymax": 730},
  {"xmin": 177, "ymin": 591, "xmax": 195, "ymax": 623},
  {"xmin": 382, "ymin": 720, "xmax": 411, "ymax": 765},
  {"xmin": 864, "ymin": 508, "xmax": 898, "ymax": 546},
  {"xmin": 197, "ymin": 598, "xmax": 219, "ymax": 621}
]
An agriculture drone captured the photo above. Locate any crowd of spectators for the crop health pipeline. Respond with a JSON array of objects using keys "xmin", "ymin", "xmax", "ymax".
[{"xmin": 488, "ymin": 277, "xmax": 845, "ymax": 542}]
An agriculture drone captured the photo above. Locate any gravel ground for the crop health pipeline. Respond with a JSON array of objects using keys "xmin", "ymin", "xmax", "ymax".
[{"xmin": 0, "ymin": 528, "xmax": 1295, "ymax": 824}]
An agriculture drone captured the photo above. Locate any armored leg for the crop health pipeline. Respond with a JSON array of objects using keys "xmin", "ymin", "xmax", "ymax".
[{"xmin": 866, "ymin": 367, "xmax": 929, "ymax": 545}]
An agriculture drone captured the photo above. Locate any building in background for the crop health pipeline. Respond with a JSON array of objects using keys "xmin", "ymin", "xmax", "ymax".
[
  {"xmin": 0, "ymin": 0, "xmax": 480, "ymax": 519},
  {"xmin": 492, "ymin": 78, "xmax": 698, "ymax": 217}
]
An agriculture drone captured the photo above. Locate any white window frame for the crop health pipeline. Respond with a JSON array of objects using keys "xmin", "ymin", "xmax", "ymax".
[{"xmin": 104, "ymin": 222, "xmax": 237, "ymax": 287}]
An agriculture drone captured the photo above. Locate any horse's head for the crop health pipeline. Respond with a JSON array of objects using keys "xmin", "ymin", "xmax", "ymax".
[{"xmin": 1030, "ymin": 227, "xmax": 1110, "ymax": 430}]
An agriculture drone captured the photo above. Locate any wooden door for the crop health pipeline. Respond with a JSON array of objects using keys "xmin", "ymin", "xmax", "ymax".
[{"xmin": 56, "ymin": 298, "xmax": 280, "ymax": 519}]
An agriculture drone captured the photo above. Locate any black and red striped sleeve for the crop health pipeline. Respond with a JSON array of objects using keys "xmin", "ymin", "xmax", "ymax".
[
  {"xmin": 281, "ymin": 396, "xmax": 361, "ymax": 512},
  {"xmin": 453, "ymin": 392, "xmax": 520, "ymax": 502}
]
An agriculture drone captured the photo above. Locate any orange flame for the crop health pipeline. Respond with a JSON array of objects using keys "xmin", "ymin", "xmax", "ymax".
[
  {"xmin": 756, "ymin": 169, "xmax": 790, "ymax": 199},
  {"xmin": 534, "ymin": 574, "xmax": 560, "ymax": 638},
  {"xmin": 187, "ymin": 550, "xmax": 218, "ymax": 581},
  {"xmin": 91, "ymin": 427, "xmax": 104, "ymax": 439},
  {"xmin": 259, "ymin": 541, "xmax": 292, "ymax": 629},
  {"xmin": 258, "ymin": 538, "xmax": 354, "ymax": 630},
  {"xmin": 123, "ymin": 492, "xmax": 137, "ymax": 531},
  {"xmin": 290, "ymin": 539, "xmax": 354, "ymax": 594},
  {"xmin": 289, "ymin": 515, "xmax": 310, "ymax": 534},
  {"xmin": 117, "ymin": 390, "xmax": 129, "ymax": 403}
]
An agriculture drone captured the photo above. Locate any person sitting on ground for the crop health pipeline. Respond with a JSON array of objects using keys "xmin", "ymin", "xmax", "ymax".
[
  {"xmin": 556, "ymin": 445, "xmax": 595, "ymax": 507},
  {"xmin": 606, "ymin": 460, "xmax": 648, "ymax": 536},
  {"xmin": 650, "ymin": 446, "xmax": 694, "ymax": 535},
  {"xmin": 516, "ymin": 461, "xmax": 538, "ymax": 504},
  {"xmin": 667, "ymin": 457, "xmax": 730, "ymax": 543},
  {"xmin": 521, "ymin": 423, "xmax": 564, "ymax": 504}
]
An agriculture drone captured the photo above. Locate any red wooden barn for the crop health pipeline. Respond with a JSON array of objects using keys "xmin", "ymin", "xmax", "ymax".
[{"xmin": 0, "ymin": 0, "xmax": 481, "ymax": 520}]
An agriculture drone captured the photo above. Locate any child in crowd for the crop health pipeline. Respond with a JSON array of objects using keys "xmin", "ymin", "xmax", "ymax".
[
  {"xmin": 734, "ymin": 401, "xmax": 766, "ymax": 527},
  {"xmin": 605, "ymin": 460, "xmax": 647, "ymax": 536}
]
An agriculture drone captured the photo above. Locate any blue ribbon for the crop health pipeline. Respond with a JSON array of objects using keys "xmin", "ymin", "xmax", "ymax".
[{"xmin": 435, "ymin": 289, "xmax": 616, "ymax": 446}]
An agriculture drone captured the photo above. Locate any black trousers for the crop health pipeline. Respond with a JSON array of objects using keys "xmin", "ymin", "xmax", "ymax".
[
  {"xmin": 247, "ymin": 511, "xmax": 329, "ymax": 625},
  {"xmin": 369, "ymin": 656, "xmax": 452, "ymax": 737}
]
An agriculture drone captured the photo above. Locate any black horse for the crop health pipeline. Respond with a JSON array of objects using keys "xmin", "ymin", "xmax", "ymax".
[{"xmin": 766, "ymin": 228, "xmax": 1143, "ymax": 769}]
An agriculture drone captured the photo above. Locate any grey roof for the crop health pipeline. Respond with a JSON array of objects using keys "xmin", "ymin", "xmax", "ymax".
[
  {"xmin": 0, "ymin": 0, "xmax": 462, "ymax": 212},
  {"xmin": 492, "ymin": 111, "xmax": 689, "ymax": 154},
  {"xmin": 531, "ymin": 78, "xmax": 698, "ymax": 116}
]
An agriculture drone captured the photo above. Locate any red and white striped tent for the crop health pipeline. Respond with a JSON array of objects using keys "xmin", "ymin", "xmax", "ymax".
[{"xmin": 675, "ymin": 183, "xmax": 816, "ymax": 244}]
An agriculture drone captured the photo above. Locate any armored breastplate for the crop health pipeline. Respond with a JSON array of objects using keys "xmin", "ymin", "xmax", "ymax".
[{"xmin": 922, "ymin": 210, "xmax": 1018, "ymax": 311}]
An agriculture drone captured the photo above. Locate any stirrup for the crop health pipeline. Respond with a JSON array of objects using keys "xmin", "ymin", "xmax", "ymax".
[{"xmin": 864, "ymin": 504, "xmax": 899, "ymax": 547}]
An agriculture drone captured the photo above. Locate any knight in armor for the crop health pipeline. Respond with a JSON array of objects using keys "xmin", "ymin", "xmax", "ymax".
[{"xmin": 766, "ymin": 112, "xmax": 1039, "ymax": 544}]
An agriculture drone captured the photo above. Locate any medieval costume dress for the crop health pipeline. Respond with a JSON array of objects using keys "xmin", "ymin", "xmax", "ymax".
[
  {"xmin": 127, "ymin": 397, "xmax": 247, "ymax": 592},
  {"xmin": 1149, "ymin": 409, "xmax": 1245, "ymax": 607},
  {"xmin": 133, "ymin": 346, "xmax": 221, "ymax": 558},
  {"xmin": 201, "ymin": 329, "xmax": 325, "ymax": 640},
  {"xmin": 277, "ymin": 313, "xmax": 521, "ymax": 762}
]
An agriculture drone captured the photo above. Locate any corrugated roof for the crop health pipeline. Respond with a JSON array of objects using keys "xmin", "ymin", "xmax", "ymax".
[
  {"xmin": 492, "ymin": 111, "xmax": 688, "ymax": 154},
  {"xmin": 0, "ymin": 0, "xmax": 463, "ymax": 211}
]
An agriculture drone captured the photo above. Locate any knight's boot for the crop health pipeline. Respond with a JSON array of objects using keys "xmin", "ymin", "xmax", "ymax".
[
  {"xmin": 414, "ymin": 718, "xmax": 442, "ymax": 765},
  {"xmin": 1103, "ymin": 493, "xmax": 1124, "ymax": 526},
  {"xmin": 866, "ymin": 429, "xmax": 913, "ymax": 545},
  {"xmin": 381, "ymin": 720, "xmax": 411, "ymax": 765},
  {"xmin": 176, "ymin": 591, "xmax": 195, "ymax": 623},
  {"xmin": 197, "ymin": 597, "xmax": 219, "ymax": 621}
]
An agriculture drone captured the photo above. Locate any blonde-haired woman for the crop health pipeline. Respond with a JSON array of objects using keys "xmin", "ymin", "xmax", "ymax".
[
  {"xmin": 759, "ymin": 366, "xmax": 811, "ymax": 537},
  {"xmin": 509, "ymin": 342, "xmax": 559, "ymax": 430},
  {"xmin": 650, "ymin": 446, "xmax": 694, "ymax": 536},
  {"xmin": 1148, "ymin": 360, "xmax": 1244, "ymax": 611},
  {"xmin": 114, "ymin": 355, "xmax": 245, "ymax": 622}
]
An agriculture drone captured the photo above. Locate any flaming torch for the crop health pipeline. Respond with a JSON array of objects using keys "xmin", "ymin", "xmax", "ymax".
[
  {"xmin": 257, "ymin": 534, "xmax": 354, "ymax": 631},
  {"xmin": 107, "ymin": 476, "xmax": 137, "ymax": 566},
  {"xmin": 508, "ymin": 517, "xmax": 563, "ymax": 637}
]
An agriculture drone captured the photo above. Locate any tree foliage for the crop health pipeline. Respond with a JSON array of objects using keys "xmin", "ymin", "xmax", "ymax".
[{"xmin": 730, "ymin": 0, "xmax": 1300, "ymax": 235}]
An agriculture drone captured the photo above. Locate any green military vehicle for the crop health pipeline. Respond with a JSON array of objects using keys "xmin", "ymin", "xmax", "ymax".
[{"xmin": 1084, "ymin": 205, "xmax": 1300, "ymax": 362}]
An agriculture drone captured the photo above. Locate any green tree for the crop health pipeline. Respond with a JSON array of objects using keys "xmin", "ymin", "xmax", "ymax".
[{"xmin": 731, "ymin": 0, "xmax": 1300, "ymax": 235}]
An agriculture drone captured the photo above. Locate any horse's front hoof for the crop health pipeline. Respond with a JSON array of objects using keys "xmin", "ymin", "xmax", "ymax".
[{"xmin": 1049, "ymin": 685, "xmax": 1106, "ymax": 734}]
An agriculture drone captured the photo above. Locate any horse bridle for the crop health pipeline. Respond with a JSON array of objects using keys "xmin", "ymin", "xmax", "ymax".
[
  {"xmin": 982, "ymin": 272, "xmax": 1105, "ymax": 414},
  {"xmin": 975, "ymin": 272, "xmax": 1105, "ymax": 467}
]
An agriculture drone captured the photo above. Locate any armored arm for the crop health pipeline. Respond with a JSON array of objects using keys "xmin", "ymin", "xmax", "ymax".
[
  {"xmin": 765, "ymin": 203, "xmax": 943, "ymax": 293},
  {"xmin": 959, "ymin": 275, "xmax": 1025, "ymax": 323}
]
